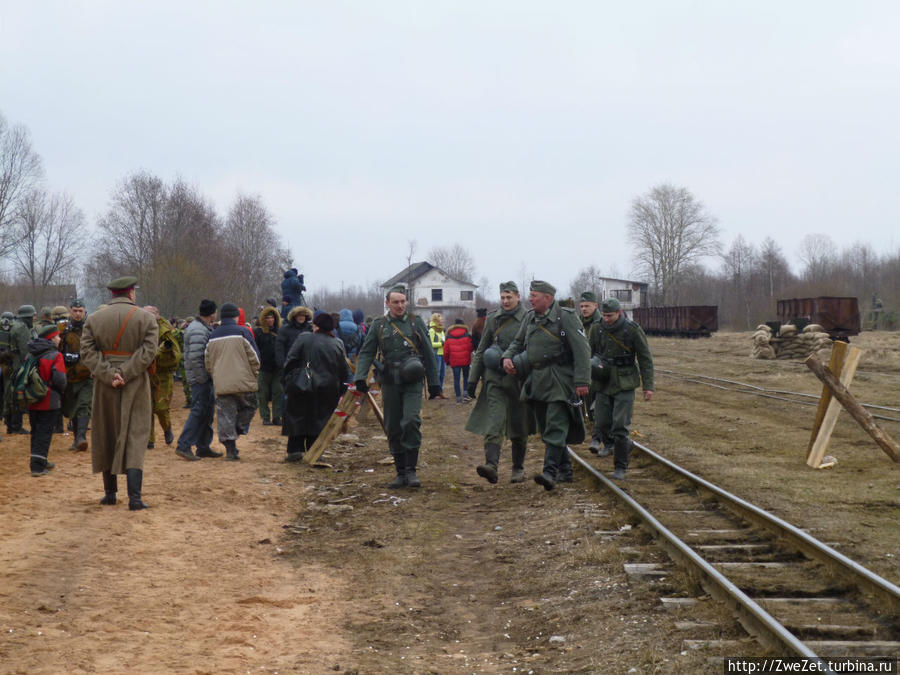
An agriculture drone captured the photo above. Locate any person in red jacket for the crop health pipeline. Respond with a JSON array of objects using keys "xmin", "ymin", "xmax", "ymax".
[
  {"xmin": 443, "ymin": 318, "xmax": 474, "ymax": 403},
  {"xmin": 27, "ymin": 324, "xmax": 67, "ymax": 476}
]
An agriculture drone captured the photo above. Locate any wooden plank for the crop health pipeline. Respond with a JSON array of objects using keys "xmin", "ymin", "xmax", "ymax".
[
  {"xmin": 807, "ymin": 345, "xmax": 862, "ymax": 467},
  {"xmin": 806, "ymin": 354, "xmax": 900, "ymax": 464},
  {"xmin": 807, "ymin": 340, "xmax": 847, "ymax": 458},
  {"xmin": 303, "ymin": 388, "xmax": 363, "ymax": 465},
  {"xmin": 365, "ymin": 391, "xmax": 386, "ymax": 434}
]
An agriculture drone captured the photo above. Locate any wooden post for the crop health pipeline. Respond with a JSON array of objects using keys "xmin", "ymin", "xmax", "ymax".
[
  {"xmin": 365, "ymin": 391, "xmax": 386, "ymax": 434},
  {"xmin": 303, "ymin": 388, "xmax": 363, "ymax": 465},
  {"xmin": 805, "ymin": 354, "xmax": 900, "ymax": 464},
  {"xmin": 806, "ymin": 341, "xmax": 848, "ymax": 458},
  {"xmin": 806, "ymin": 345, "xmax": 861, "ymax": 467}
]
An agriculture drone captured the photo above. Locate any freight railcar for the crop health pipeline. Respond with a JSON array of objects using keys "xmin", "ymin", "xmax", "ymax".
[
  {"xmin": 632, "ymin": 305, "xmax": 718, "ymax": 338},
  {"xmin": 776, "ymin": 296, "xmax": 860, "ymax": 340}
]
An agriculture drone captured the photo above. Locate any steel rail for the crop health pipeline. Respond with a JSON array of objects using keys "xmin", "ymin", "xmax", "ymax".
[
  {"xmin": 631, "ymin": 440, "xmax": 900, "ymax": 611},
  {"xmin": 568, "ymin": 450, "xmax": 829, "ymax": 665}
]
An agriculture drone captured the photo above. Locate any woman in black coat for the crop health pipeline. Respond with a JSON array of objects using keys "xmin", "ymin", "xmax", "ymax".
[{"xmin": 282, "ymin": 313, "xmax": 351, "ymax": 461}]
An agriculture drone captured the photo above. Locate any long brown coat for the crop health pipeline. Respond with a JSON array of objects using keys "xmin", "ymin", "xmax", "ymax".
[{"xmin": 81, "ymin": 297, "xmax": 159, "ymax": 474}]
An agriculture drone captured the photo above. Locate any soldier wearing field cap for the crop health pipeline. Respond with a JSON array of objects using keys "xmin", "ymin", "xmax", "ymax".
[
  {"xmin": 502, "ymin": 280, "xmax": 591, "ymax": 491},
  {"xmin": 579, "ymin": 291, "xmax": 602, "ymax": 332},
  {"xmin": 588, "ymin": 297, "xmax": 654, "ymax": 479},
  {"xmin": 354, "ymin": 284, "xmax": 440, "ymax": 488},
  {"xmin": 6, "ymin": 305, "xmax": 38, "ymax": 434},
  {"xmin": 59, "ymin": 298, "xmax": 93, "ymax": 451},
  {"xmin": 466, "ymin": 281, "xmax": 533, "ymax": 484},
  {"xmin": 80, "ymin": 276, "xmax": 159, "ymax": 509}
]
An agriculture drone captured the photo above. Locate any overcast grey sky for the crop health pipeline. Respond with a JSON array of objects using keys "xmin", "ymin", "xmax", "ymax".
[{"xmin": 2, "ymin": 2, "xmax": 899, "ymax": 298}]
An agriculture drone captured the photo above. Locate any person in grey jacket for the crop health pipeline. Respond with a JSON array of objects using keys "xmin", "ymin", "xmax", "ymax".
[{"xmin": 175, "ymin": 300, "xmax": 221, "ymax": 461}]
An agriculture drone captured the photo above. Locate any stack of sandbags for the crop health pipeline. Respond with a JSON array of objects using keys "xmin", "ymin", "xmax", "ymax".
[
  {"xmin": 750, "ymin": 324, "xmax": 776, "ymax": 359},
  {"xmin": 774, "ymin": 323, "xmax": 833, "ymax": 359}
]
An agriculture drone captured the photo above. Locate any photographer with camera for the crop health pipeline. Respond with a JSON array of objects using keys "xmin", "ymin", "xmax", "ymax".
[{"xmin": 59, "ymin": 299, "xmax": 93, "ymax": 451}]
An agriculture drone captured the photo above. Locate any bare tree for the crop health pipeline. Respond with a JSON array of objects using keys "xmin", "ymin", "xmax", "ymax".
[
  {"xmin": 757, "ymin": 237, "xmax": 792, "ymax": 298},
  {"xmin": 0, "ymin": 113, "xmax": 44, "ymax": 256},
  {"xmin": 12, "ymin": 188, "xmax": 87, "ymax": 303},
  {"xmin": 627, "ymin": 183, "xmax": 721, "ymax": 304},
  {"xmin": 221, "ymin": 193, "xmax": 290, "ymax": 309},
  {"xmin": 721, "ymin": 235, "xmax": 756, "ymax": 328},
  {"xmin": 797, "ymin": 233, "xmax": 837, "ymax": 284},
  {"xmin": 428, "ymin": 243, "xmax": 476, "ymax": 283},
  {"xmin": 568, "ymin": 264, "xmax": 604, "ymax": 300}
]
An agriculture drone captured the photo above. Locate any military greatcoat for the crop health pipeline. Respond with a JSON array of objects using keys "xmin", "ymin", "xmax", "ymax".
[{"xmin": 80, "ymin": 296, "xmax": 159, "ymax": 474}]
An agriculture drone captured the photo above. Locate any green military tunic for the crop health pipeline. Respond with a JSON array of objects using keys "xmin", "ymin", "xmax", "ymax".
[
  {"xmin": 502, "ymin": 300, "xmax": 591, "ymax": 450},
  {"xmin": 59, "ymin": 320, "xmax": 94, "ymax": 419},
  {"xmin": 588, "ymin": 313, "xmax": 654, "ymax": 443},
  {"xmin": 465, "ymin": 303, "xmax": 532, "ymax": 444},
  {"xmin": 354, "ymin": 311, "xmax": 439, "ymax": 455}
]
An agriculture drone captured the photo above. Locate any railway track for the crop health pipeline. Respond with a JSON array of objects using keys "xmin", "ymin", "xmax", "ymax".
[{"xmin": 570, "ymin": 442, "xmax": 900, "ymax": 666}]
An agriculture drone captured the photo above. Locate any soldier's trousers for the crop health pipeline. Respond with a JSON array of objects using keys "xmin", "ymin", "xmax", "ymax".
[
  {"xmin": 62, "ymin": 379, "xmax": 93, "ymax": 420},
  {"xmin": 215, "ymin": 392, "xmax": 257, "ymax": 443},
  {"xmin": 257, "ymin": 369, "xmax": 283, "ymax": 422},
  {"xmin": 149, "ymin": 371, "xmax": 174, "ymax": 442},
  {"xmin": 592, "ymin": 389, "xmax": 635, "ymax": 443},
  {"xmin": 382, "ymin": 381, "xmax": 423, "ymax": 455},
  {"xmin": 530, "ymin": 400, "xmax": 572, "ymax": 479}
]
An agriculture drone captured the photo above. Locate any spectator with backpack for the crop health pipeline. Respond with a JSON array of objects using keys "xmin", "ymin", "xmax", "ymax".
[
  {"xmin": 24, "ymin": 324, "xmax": 67, "ymax": 476},
  {"xmin": 338, "ymin": 308, "xmax": 363, "ymax": 359}
]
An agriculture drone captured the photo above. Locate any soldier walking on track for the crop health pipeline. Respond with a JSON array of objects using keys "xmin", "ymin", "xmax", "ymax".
[
  {"xmin": 80, "ymin": 276, "xmax": 159, "ymax": 510},
  {"xmin": 59, "ymin": 299, "xmax": 93, "ymax": 451},
  {"xmin": 502, "ymin": 280, "xmax": 591, "ymax": 491},
  {"xmin": 588, "ymin": 297, "xmax": 654, "ymax": 480},
  {"xmin": 466, "ymin": 281, "xmax": 533, "ymax": 484},
  {"xmin": 353, "ymin": 285, "xmax": 440, "ymax": 489}
]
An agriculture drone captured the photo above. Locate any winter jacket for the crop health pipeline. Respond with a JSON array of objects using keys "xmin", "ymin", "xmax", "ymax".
[
  {"xmin": 183, "ymin": 317, "xmax": 214, "ymax": 386},
  {"xmin": 281, "ymin": 269, "xmax": 305, "ymax": 304},
  {"xmin": 26, "ymin": 337, "xmax": 67, "ymax": 411},
  {"xmin": 338, "ymin": 308, "xmax": 363, "ymax": 356},
  {"xmin": 429, "ymin": 316, "xmax": 445, "ymax": 357},
  {"xmin": 253, "ymin": 306, "xmax": 282, "ymax": 372},
  {"xmin": 282, "ymin": 332, "xmax": 351, "ymax": 437},
  {"xmin": 237, "ymin": 307, "xmax": 255, "ymax": 341},
  {"xmin": 205, "ymin": 318, "xmax": 261, "ymax": 395},
  {"xmin": 443, "ymin": 324, "xmax": 473, "ymax": 367},
  {"xmin": 275, "ymin": 305, "xmax": 313, "ymax": 368}
]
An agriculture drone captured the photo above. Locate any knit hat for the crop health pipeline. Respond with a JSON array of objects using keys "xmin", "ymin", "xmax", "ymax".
[
  {"xmin": 199, "ymin": 299, "xmax": 217, "ymax": 316},
  {"xmin": 580, "ymin": 291, "xmax": 598, "ymax": 304},
  {"xmin": 529, "ymin": 280, "xmax": 556, "ymax": 295},
  {"xmin": 38, "ymin": 324, "xmax": 59, "ymax": 340},
  {"xmin": 313, "ymin": 312, "xmax": 334, "ymax": 332},
  {"xmin": 220, "ymin": 302, "xmax": 240, "ymax": 319}
]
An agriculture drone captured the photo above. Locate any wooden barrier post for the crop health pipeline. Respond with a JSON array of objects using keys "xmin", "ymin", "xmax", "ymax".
[
  {"xmin": 806, "ymin": 341, "xmax": 848, "ymax": 459},
  {"xmin": 365, "ymin": 391, "xmax": 386, "ymax": 434},
  {"xmin": 806, "ymin": 344, "xmax": 861, "ymax": 467},
  {"xmin": 303, "ymin": 388, "xmax": 363, "ymax": 465},
  {"xmin": 805, "ymin": 353, "xmax": 900, "ymax": 466}
]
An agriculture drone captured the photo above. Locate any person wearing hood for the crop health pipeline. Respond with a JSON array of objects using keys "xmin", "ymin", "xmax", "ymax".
[
  {"xmin": 275, "ymin": 305, "xmax": 313, "ymax": 370},
  {"xmin": 59, "ymin": 299, "xmax": 93, "ymax": 451},
  {"xmin": 26, "ymin": 324, "xmax": 67, "ymax": 476},
  {"xmin": 281, "ymin": 268, "xmax": 305, "ymax": 305},
  {"xmin": 428, "ymin": 313, "xmax": 446, "ymax": 395},
  {"xmin": 443, "ymin": 318, "xmax": 474, "ymax": 403},
  {"xmin": 254, "ymin": 306, "xmax": 283, "ymax": 425},
  {"xmin": 282, "ymin": 312, "xmax": 351, "ymax": 461},
  {"xmin": 338, "ymin": 308, "xmax": 363, "ymax": 358},
  {"xmin": 205, "ymin": 302, "xmax": 261, "ymax": 461}
]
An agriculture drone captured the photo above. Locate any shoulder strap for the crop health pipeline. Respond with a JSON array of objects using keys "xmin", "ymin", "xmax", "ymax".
[{"xmin": 102, "ymin": 306, "xmax": 139, "ymax": 357}]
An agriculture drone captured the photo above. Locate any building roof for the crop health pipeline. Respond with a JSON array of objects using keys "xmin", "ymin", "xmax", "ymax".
[{"xmin": 381, "ymin": 261, "xmax": 477, "ymax": 289}]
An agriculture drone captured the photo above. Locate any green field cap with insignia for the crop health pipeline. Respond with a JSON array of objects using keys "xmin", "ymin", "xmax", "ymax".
[
  {"xmin": 601, "ymin": 297, "xmax": 621, "ymax": 312},
  {"xmin": 107, "ymin": 276, "xmax": 139, "ymax": 291},
  {"xmin": 529, "ymin": 280, "xmax": 556, "ymax": 295}
]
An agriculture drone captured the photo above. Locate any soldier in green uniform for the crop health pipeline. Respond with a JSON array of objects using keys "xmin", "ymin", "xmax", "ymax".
[
  {"xmin": 578, "ymin": 291, "xmax": 610, "ymax": 455},
  {"xmin": 175, "ymin": 320, "xmax": 191, "ymax": 408},
  {"xmin": 354, "ymin": 285, "xmax": 440, "ymax": 488},
  {"xmin": 38, "ymin": 306, "xmax": 55, "ymax": 329},
  {"xmin": 588, "ymin": 297, "xmax": 654, "ymax": 480},
  {"xmin": 0, "ymin": 311, "xmax": 13, "ymax": 435},
  {"xmin": 466, "ymin": 281, "xmax": 533, "ymax": 483},
  {"xmin": 7, "ymin": 305, "xmax": 38, "ymax": 434},
  {"xmin": 59, "ymin": 299, "xmax": 93, "ymax": 451},
  {"xmin": 145, "ymin": 307, "xmax": 182, "ymax": 448},
  {"xmin": 502, "ymin": 280, "xmax": 591, "ymax": 491}
]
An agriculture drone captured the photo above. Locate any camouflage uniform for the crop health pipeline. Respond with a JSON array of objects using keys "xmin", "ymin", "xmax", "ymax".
[
  {"xmin": 148, "ymin": 316, "xmax": 181, "ymax": 446},
  {"xmin": 175, "ymin": 325, "xmax": 191, "ymax": 407}
]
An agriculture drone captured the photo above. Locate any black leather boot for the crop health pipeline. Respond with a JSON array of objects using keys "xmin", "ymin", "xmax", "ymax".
[
  {"xmin": 100, "ymin": 471, "xmax": 117, "ymax": 505},
  {"xmin": 69, "ymin": 417, "xmax": 80, "ymax": 451},
  {"xmin": 224, "ymin": 439, "xmax": 240, "ymax": 461},
  {"xmin": 510, "ymin": 438, "xmax": 527, "ymax": 483},
  {"xmin": 126, "ymin": 468, "xmax": 148, "ymax": 510},
  {"xmin": 476, "ymin": 442, "xmax": 501, "ymax": 484},
  {"xmin": 76, "ymin": 417, "xmax": 90, "ymax": 451},
  {"xmin": 388, "ymin": 452, "xmax": 407, "ymax": 488},
  {"xmin": 611, "ymin": 437, "xmax": 632, "ymax": 480},
  {"xmin": 406, "ymin": 450, "xmax": 421, "ymax": 488}
]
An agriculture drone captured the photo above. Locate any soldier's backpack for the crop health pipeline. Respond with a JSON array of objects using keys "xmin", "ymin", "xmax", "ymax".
[{"xmin": 12, "ymin": 355, "xmax": 48, "ymax": 410}]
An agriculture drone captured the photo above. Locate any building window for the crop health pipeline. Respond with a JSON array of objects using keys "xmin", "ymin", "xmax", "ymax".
[
  {"xmin": 431, "ymin": 288, "xmax": 443, "ymax": 302},
  {"xmin": 610, "ymin": 289, "xmax": 632, "ymax": 302},
  {"xmin": 460, "ymin": 290, "xmax": 473, "ymax": 301}
]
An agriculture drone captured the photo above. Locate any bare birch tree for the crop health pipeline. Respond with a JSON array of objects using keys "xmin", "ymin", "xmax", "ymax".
[
  {"xmin": 627, "ymin": 183, "xmax": 720, "ymax": 304},
  {"xmin": 0, "ymin": 113, "xmax": 44, "ymax": 256},
  {"xmin": 428, "ymin": 243, "xmax": 476, "ymax": 283}
]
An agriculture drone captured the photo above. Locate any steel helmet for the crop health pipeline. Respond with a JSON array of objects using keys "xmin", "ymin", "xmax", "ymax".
[
  {"xmin": 399, "ymin": 356, "xmax": 426, "ymax": 384},
  {"xmin": 17, "ymin": 304, "xmax": 36, "ymax": 318},
  {"xmin": 511, "ymin": 351, "xmax": 531, "ymax": 379},
  {"xmin": 482, "ymin": 344, "xmax": 504, "ymax": 372}
]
